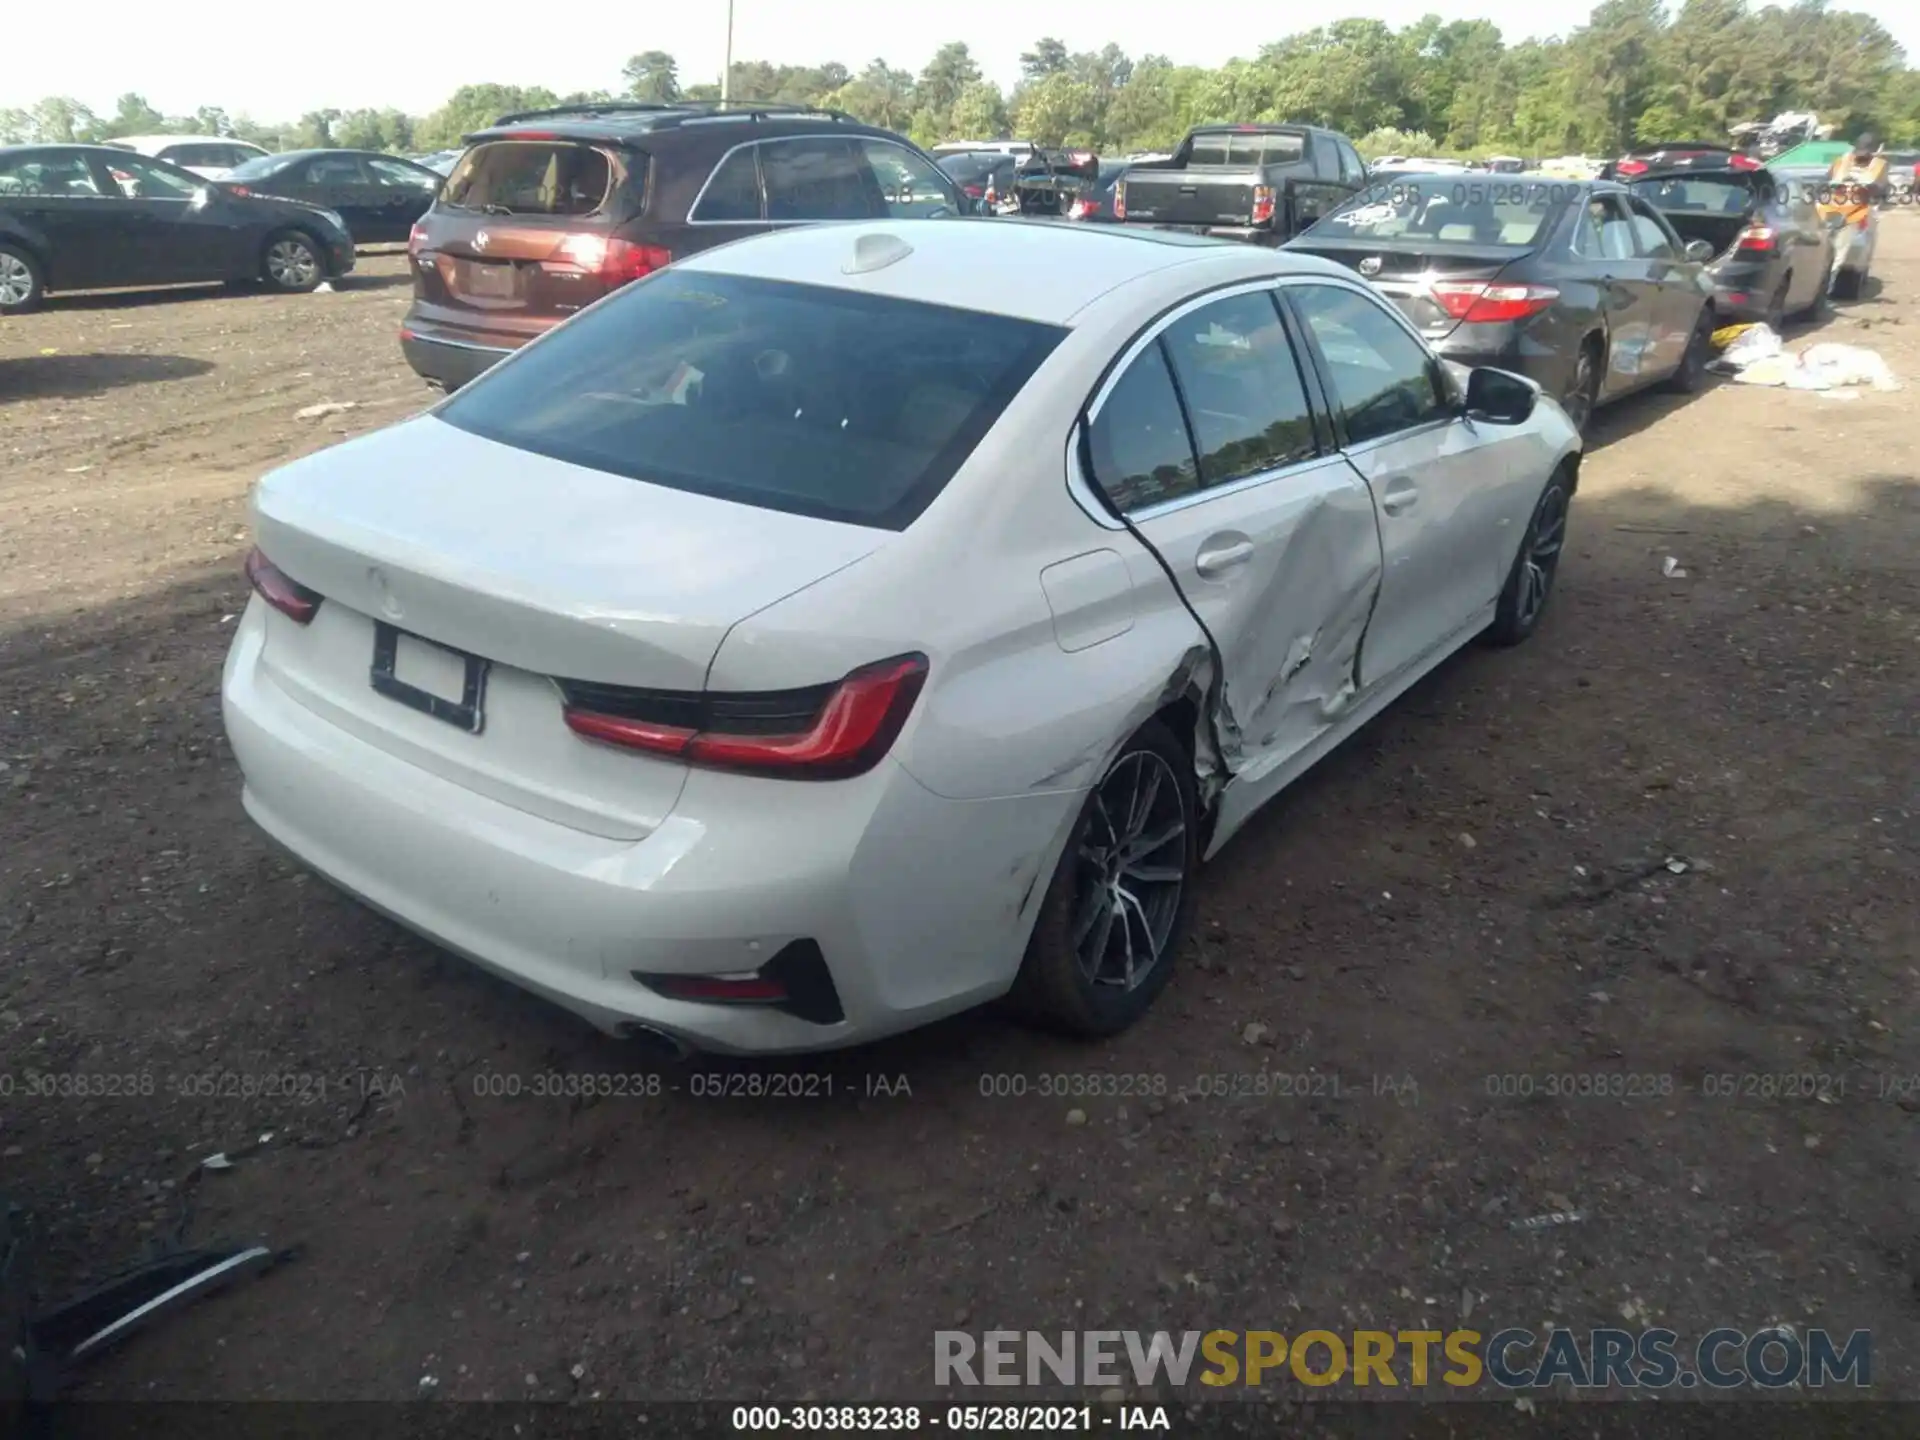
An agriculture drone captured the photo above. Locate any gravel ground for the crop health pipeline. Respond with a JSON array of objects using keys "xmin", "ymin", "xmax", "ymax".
[{"xmin": 1, "ymin": 233, "xmax": 1916, "ymax": 1405}]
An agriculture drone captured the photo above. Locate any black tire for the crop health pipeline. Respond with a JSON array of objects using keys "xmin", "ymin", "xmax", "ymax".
[
  {"xmin": 1484, "ymin": 464, "xmax": 1573, "ymax": 648},
  {"xmin": 1006, "ymin": 719, "xmax": 1200, "ymax": 1038},
  {"xmin": 1764, "ymin": 276, "xmax": 1789, "ymax": 331},
  {"xmin": 1662, "ymin": 308, "xmax": 1714, "ymax": 393},
  {"xmin": 0, "ymin": 242, "xmax": 45, "ymax": 314},
  {"xmin": 260, "ymin": 230, "xmax": 324, "ymax": 293},
  {"xmin": 1561, "ymin": 338, "xmax": 1601, "ymax": 436},
  {"xmin": 1831, "ymin": 266, "xmax": 1863, "ymax": 301}
]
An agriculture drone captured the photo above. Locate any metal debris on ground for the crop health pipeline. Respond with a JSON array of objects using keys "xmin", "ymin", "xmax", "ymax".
[
  {"xmin": 1662, "ymin": 556, "xmax": 1688, "ymax": 578},
  {"xmin": 294, "ymin": 401, "xmax": 357, "ymax": 420},
  {"xmin": 1510, "ymin": 1209, "xmax": 1586, "ymax": 1232}
]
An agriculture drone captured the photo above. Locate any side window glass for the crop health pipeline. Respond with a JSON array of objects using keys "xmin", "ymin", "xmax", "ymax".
[
  {"xmin": 1627, "ymin": 198, "xmax": 1677, "ymax": 258},
  {"xmin": 0, "ymin": 154, "xmax": 103, "ymax": 198},
  {"xmin": 858, "ymin": 141, "xmax": 955, "ymax": 219},
  {"xmin": 1337, "ymin": 142, "xmax": 1365, "ymax": 185},
  {"xmin": 307, "ymin": 156, "xmax": 372, "ymax": 186},
  {"xmin": 1594, "ymin": 197, "xmax": 1637, "ymax": 260},
  {"xmin": 1087, "ymin": 343, "xmax": 1200, "ymax": 515},
  {"xmin": 1160, "ymin": 291, "xmax": 1318, "ymax": 486},
  {"xmin": 1572, "ymin": 201, "xmax": 1605, "ymax": 259},
  {"xmin": 693, "ymin": 147, "xmax": 761, "ymax": 221},
  {"xmin": 103, "ymin": 155, "xmax": 200, "ymax": 199},
  {"xmin": 368, "ymin": 157, "xmax": 440, "ymax": 190},
  {"xmin": 760, "ymin": 139, "xmax": 871, "ymax": 222},
  {"xmin": 1290, "ymin": 284, "xmax": 1448, "ymax": 446}
]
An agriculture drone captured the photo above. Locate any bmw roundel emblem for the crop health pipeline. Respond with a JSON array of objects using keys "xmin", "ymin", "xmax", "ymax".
[
  {"xmin": 473, "ymin": 229, "xmax": 491, "ymax": 252},
  {"xmin": 1358, "ymin": 255, "xmax": 1382, "ymax": 276}
]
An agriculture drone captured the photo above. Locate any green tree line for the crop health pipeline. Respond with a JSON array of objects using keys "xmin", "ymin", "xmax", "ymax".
[{"xmin": 5, "ymin": 1, "xmax": 1916, "ymax": 160}]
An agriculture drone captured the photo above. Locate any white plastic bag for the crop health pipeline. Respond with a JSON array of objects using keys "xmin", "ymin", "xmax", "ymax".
[
  {"xmin": 1791, "ymin": 343, "xmax": 1899, "ymax": 392},
  {"xmin": 1713, "ymin": 322, "xmax": 1783, "ymax": 371}
]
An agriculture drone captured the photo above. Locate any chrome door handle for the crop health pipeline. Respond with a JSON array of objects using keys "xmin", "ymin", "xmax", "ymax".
[
  {"xmin": 1194, "ymin": 538, "xmax": 1254, "ymax": 577},
  {"xmin": 1380, "ymin": 483, "xmax": 1419, "ymax": 515}
]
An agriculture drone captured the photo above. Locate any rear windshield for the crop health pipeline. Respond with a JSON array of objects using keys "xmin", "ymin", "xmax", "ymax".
[
  {"xmin": 437, "ymin": 269, "xmax": 1067, "ymax": 530},
  {"xmin": 441, "ymin": 140, "xmax": 620, "ymax": 216},
  {"xmin": 1630, "ymin": 175, "xmax": 1754, "ymax": 214},
  {"xmin": 225, "ymin": 154, "xmax": 293, "ymax": 181},
  {"xmin": 1185, "ymin": 131, "xmax": 1306, "ymax": 167},
  {"xmin": 937, "ymin": 154, "xmax": 999, "ymax": 182},
  {"xmin": 1311, "ymin": 177, "xmax": 1561, "ymax": 247}
]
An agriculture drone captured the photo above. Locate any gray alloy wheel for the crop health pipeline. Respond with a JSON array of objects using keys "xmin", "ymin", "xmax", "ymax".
[
  {"xmin": 0, "ymin": 245, "xmax": 43, "ymax": 311},
  {"xmin": 263, "ymin": 233, "xmax": 322, "ymax": 292},
  {"xmin": 1562, "ymin": 342, "xmax": 1600, "ymax": 434},
  {"xmin": 1485, "ymin": 466, "xmax": 1573, "ymax": 647},
  {"xmin": 1071, "ymin": 747, "xmax": 1188, "ymax": 993}
]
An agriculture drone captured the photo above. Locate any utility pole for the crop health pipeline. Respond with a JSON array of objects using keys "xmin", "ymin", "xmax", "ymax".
[{"xmin": 721, "ymin": 0, "xmax": 734, "ymax": 105}]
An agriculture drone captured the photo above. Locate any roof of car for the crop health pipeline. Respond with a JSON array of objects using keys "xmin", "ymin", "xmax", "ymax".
[
  {"xmin": 107, "ymin": 134, "xmax": 265, "ymax": 150},
  {"xmin": 676, "ymin": 217, "xmax": 1360, "ymax": 326},
  {"xmin": 465, "ymin": 102, "xmax": 890, "ymax": 146}
]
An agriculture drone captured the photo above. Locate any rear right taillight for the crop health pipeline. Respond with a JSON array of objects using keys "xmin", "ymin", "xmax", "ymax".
[
  {"xmin": 244, "ymin": 546, "xmax": 321, "ymax": 625},
  {"xmin": 1736, "ymin": 225, "xmax": 1776, "ymax": 252},
  {"xmin": 407, "ymin": 222, "xmax": 428, "ymax": 259},
  {"xmin": 1068, "ymin": 198, "xmax": 1100, "ymax": 220},
  {"xmin": 1430, "ymin": 281, "xmax": 1560, "ymax": 323},
  {"xmin": 1615, "ymin": 159, "xmax": 1649, "ymax": 176},
  {"xmin": 559, "ymin": 654, "xmax": 928, "ymax": 780},
  {"xmin": 1111, "ymin": 181, "xmax": 1126, "ymax": 220},
  {"xmin": 1251, "ymin": 185, "xmax": 1275, "ymax": 224},
  {"xmin": 550, "ymin": 233, "xmax": 671, "ymax": 286}
]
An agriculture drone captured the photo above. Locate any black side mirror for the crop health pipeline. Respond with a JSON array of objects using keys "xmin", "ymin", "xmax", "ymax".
[{"xmin": 1466, "ymin": 366, "xmax": 1538, "ymax": 425}]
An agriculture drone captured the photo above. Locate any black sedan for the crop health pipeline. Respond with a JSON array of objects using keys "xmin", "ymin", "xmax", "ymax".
[
  {"xmin": 222, "ymin": 149, "xmax": 443, "ymax": 246},
  {"xmin": 0, "ymin": 144, "xmax": 354, "ymax": 313},
  {"xmin": 1287, "ymin": 174, "xmax": 1716, "ymax": 433},
  {"xmin": 1625, "ymin": 164, "xmax": 1833, "ymax": 328}
]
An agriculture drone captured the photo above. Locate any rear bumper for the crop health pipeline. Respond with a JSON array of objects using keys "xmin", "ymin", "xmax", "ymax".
[
  {"xmin": 399, "ymin": 329, "xmax": 514, "ymax": 390},
  {"xmin": 1429, "ymin": 332, "xmax": 1569, "ymax": 399},
  {"xmin": 220, "ymin": 603, "xmax": 1064, "ymax": 1054}
]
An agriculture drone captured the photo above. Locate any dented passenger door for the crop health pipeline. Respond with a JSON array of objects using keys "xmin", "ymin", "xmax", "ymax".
[{"xmin": 1082, "ymin": 286, "xmax": 1384, "ymax": 784}]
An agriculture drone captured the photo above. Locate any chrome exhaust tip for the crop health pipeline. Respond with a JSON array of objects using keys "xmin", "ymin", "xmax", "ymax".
[{"xmin": 619, "ymin": 1022, "xmax": 692, "ymax": 1064}]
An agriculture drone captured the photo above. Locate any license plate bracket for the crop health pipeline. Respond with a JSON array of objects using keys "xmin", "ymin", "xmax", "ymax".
[
  {"xmin": 370, "ymin": 623, "xmax": 489, "ymax": 734},
  {"xmin": 464, "ymin": 262, "xmax": 515, "ymax": 298}
]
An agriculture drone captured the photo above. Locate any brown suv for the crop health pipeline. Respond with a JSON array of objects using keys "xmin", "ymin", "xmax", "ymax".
[{"xmin": 400, "ymin": 101, "xmax": 970, "ymax": 390}]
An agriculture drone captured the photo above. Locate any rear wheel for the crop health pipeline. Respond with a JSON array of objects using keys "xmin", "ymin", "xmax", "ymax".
[
  {"xmin": 1007, "ymin": 720, "xmax": 1199, "ymax": 1037},
  {"xmin": 262, "ymin": 231, "xmax": 323, "ymax": 293},
  {"xmin": 1561, "ymin": 340, "xmax": 1601, "ymax": 435},
  {"xmin": 0, "ymin": 243, "xmax": 44, "ymax": 314},
  {"xmin": 1662, "ymin": 309, "xmax": 1713, "ymax": 393},
  {"xmin": 1831, "ymin": 266, "xmax": 1863, "ymax": 301},
  {"xmin": 1485, "ymin": 465, "xmax": 1573, "ymax": 648},
  {"xmin": 1764, "ymin": 276, "xmax": 1789, "ymax": 331}
]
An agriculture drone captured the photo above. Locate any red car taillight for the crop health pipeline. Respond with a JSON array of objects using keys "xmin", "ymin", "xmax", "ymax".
[
  {"xmin": 407, "ymin": 222, "xmax": 428, "ymax": 258},
  {"xmin": 550, "ymin": 233, "xmax": 671, "ymax": 286},
  {"xmin": 1729, "ymin": 153, "xmax": 1761, "ymax": 170},
  {"xmin": 963, "ymin": 183, "xmax": 984, "ymax": 198},
  {"xmin": 244, "ymin": 547, "xmax": 321, "ymax": 625},
  {"xmin": 1736, "ymin": 225, "xmax": 1776, "ymax": 252},
  {"xmin": 560, "ymin": 654, "xmax": 929, "ymax": 780},
  {"xmin": 1111, "ymin": 181, "xmax": 1127, "ymax": 220},
  {"xmin": 1069, "ymin": 198, "xmax": 1101, "ymax": 220},
  {"xmin": 1251, "ymin": 185, "xmax": 1275, "ymax": 224},
  {"xmin": 1614, "ymin": 159, "xmax": 1649, "ymax": 176},
  {"xmin": 1430, "ymin": 281, "xmax": 1561, "ymax": 323}
]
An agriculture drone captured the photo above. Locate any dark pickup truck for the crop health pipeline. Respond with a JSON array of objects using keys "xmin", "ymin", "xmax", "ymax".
[{"xmin": 1112, "ymin": 123, "xmax": 1369, "ymax": 244}]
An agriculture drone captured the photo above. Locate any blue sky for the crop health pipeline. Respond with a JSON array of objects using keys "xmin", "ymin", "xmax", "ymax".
[{"xmin": 1, "ymin": 0, "xmax": 1914, "ymax": 121}]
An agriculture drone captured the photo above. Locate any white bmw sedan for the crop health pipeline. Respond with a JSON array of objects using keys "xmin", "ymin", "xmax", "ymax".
[{"xmin": 222, "ymin": 219, "xmax": 1580, "ymax": 1056}]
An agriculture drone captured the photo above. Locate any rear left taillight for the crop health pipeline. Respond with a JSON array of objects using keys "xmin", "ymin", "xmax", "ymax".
[
  {"xmin": 1068, "ymin": 198, "xmax": 1100, "ymax": 220},
  {"xmin": 1730, "ymin": 153, "xmax": 1761, "ymax": 170},
  {"xmin": 1430, "ymin": 281, "xmax": 1561, "ymax": 323},
  {"xmin": 1112, "ymin": 181, "xmax": 1126, "ymax": 220},
  {"xmin": 559, "ymin": 654, "xmax": 928, "ymax": 779},
  {"xmin": 1251, "ymin": 185, "xmax": 1275, "ymax": 224},
  {"xmin": 1736, "ymin": 225, "xmax": 1776, "ymax": 252},
  {"xmin": 963, "ymin": 183, "xmax": 984, "ymax": 198},
  {"xmin": 1615, "ymin": 159, "xmax": 1649, "ymax": 176},
  {"xmin": 244, "ymin": 546, "xmax": 321, "ymax": 625},
  {"xmin": 550, "ymin": 233, "xmax": 671, "ymax": 286}
]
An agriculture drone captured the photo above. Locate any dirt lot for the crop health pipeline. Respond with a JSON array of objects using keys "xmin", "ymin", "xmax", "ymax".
[{"xmin": 2, "ymin": 237, "xmax": 1916, "ymax": 1406}]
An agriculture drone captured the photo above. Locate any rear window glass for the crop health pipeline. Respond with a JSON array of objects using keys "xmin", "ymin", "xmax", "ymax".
[
  {"xmin": 225, "ymin": 154, "xmax": 292, "ymax": 181},
  {"xmin": 1312, "ymin": 178, "xmax": 1559, "ymax": 247},
  {"xmin": 441, "ymin": 141, "xmax": 619, "ymax": 216},
  {"xmin": 1630, "ymin": 176, "xmax": 1754, "ymax": 213},
  {"xmin": 1186, "ymin": 132, "xmax": 1306, "ymax": 167},
  {"xmin": 937, "ymin": 154, "xmax": 998, "ymax": 182},
  {"xmin": 437, "ymin": 270, "xmax": 1067, "ymax": 530}
]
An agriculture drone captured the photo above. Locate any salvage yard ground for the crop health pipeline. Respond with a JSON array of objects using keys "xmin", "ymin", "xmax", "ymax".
[{"xmin": 2, "ymin": 234, "xmax": 1917, "ymax": 1402}]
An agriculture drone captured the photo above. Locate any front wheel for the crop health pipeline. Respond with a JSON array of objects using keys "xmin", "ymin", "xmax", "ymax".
[
  {"xmin": 0, "ymin": 243, "xmax": 45, "ymax": 313},
  {"xmin": 262, "ymin": 231, "xmax": 323, "ymax": 293},
  {"xmin": 1006, "ymin": 720, "xmax": 1200, "ymax": 1037},
  {"xmin": 1484, "ymin": 466, "xmax": 1573, "ymax": 648}
]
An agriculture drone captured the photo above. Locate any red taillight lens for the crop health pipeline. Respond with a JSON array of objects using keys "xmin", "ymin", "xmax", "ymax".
[
  {"xmin": 1251, "ymin": 184, "xmax": 1275, "ymax": 224},
  {"xmin": 550, "ymin": 233, "xmax": 670, "ymax": 286},
  {"xmin": 647, "ymin": 974, "xmax": 788, "ymax": 1004},
  {"xmin": 244, "ymin": 546, "xmax": 321, "ymax": 625},
  {"xmin": 1430, "ymin": 281, "xmax": 1561, "ymax": 323},
  {"xmin": 1615, "ymin": 159, "xmax": 1649, "ymax": 176},
  {"xmin": 1729, "ymin": 153, "xmax": 1761, "ymax": 170},
  {"xmin": 407, "ymin": 222, "xmax": 428, "ymax": 258},
  {"xmin": 1736, "ymin": 225, "xmax": 1776, "ymax": 252},
  {"xmin": 1068, "ymin": 198, "xmax": 1100, "ymax": 219},
  {"xmin": 224, "ymin": 185, "xmax": 251, "ymax": 198},
  {"xmin": 963, "ymin": 183, "xmax": 984, "ymax": 198},
  {"xmin": 1112, "ymin": 182, "xmax": 1127, "ymax": 220},
  {"xmin": 562, "ymin": 654, "xmax": 929, "ymax": 779}
]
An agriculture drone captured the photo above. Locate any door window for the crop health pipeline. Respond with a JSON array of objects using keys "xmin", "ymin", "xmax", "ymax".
[
  {"xmin": 760, "ymin": 138, "xmax": 872, "ymax": 221},
  {"xmin": 0, "ymin": 152, "xmax": 103, "ymax": 197},
  {"xmin": 1086, "ymin": 343, "xmax": 1201, "ymax": 515},
  {"xmin": 858, "ymin": 140, "xmax": 956, "ymax": 218},
  {"xmin": 1159, "ymin": 291, "xmax": 1319, "ymax": 486},
  {"xmin": 1625, "ymin": 197, "xmax": 1680, "ymax": 258},
  {"xmin": 100, "ymin": 154, "xmax": 200, "ymax": 199},
  {"xmin": 1335, "ymin": 140, "xmax": 1366, "ymax": 185},
  {"xmin": 1586, "ymin": 195, "xmax": 1637, "ymax": 260},
  {"xmin": 1289, "ymin": 284, "xmax": 1450, "ymax": 446},
  {"xmin": 692, "ymin": 147, "xmax": 762, "ymax": 221},
  {"xmin": 367, "ymin": 157, "xmax": 440, "ymax": 190},
  {"xmin": 304, "ymin": 155, "xmax": 374, "ymax": 186}
]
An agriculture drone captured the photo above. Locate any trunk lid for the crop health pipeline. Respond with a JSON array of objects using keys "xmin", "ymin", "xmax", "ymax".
[
  {"xmin": 1286, "ymin": 239, "xmax": 1521, "ymax": 338},
  {"xmin": 1120, "ymin": 167, "xmax": 1268, "ymax": 226},
  {"xmin": 248, "ymin": 418, "xmax": 885, "ymax": 839}
]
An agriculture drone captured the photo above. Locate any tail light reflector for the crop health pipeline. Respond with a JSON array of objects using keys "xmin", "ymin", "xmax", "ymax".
[
  {"xmin": 1615, "ymin": 159, "xmax": 1649, "ymax": 176},
  {"xmin": 244, "ymin": 547, "xmax": 322, "ymax": 624},
  {"xmin": 1251, "ymin": 185, "xmax": 1275, "ymax": 224},
  {"xmin": 1429, "ymin": 281, "xmax": 1561, "ymax": 323},
  {"xmin": 1069, "ymin": 198, "xmax": 1100, "ymax": 219},
  {"xmin": 549, "ymin": 234, "xmax": 671, "ymax": 286},
  {"xmin": 560, "ymin": 654, "xmax": 928, "ymax": 779},
  {"xmin": 647, "ymin": 973, "xmax": 788, "ymax": 1003},
  {"xmin": 407, "ymin": 222, "xmax": 428, "ymax": 258},
  {"xmin": 1112, "ymin": 181, "xmax": 1126, "ymax": 220},
  {"xmin": 1729, "ymin": 153, "xmax": 1761, "ymax": 170},
  {"xmin": 1736, "ymin": 225, "xmax": 1776, "ymax": 252}
]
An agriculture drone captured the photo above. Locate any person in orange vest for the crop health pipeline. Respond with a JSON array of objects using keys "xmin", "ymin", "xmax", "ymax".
[{"xmin": 1818, "ymin": 131, "xmax": 1887, "ymax": 229}]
